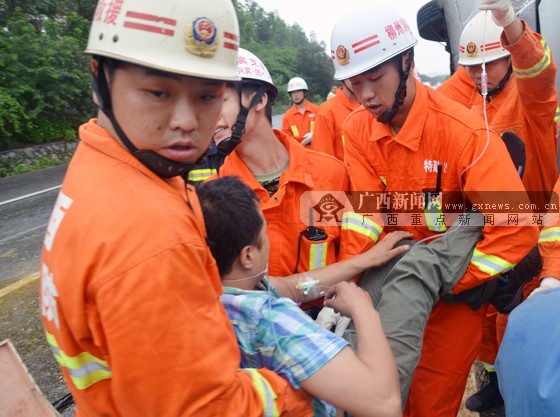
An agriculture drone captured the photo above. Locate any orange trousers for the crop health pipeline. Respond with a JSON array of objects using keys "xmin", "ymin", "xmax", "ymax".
[{"xmin": 404, "ymin": 301, "xmax": 488, "ymax": 417}]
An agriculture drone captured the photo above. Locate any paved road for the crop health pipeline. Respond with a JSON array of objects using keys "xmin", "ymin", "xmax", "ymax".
[
  {"xmin": 0, "ymin": 164, "xmax": 66, "ymax": 289},
  {"xmin": 272, "ymin": 113, "xmax": 282, "ymax": 129}
]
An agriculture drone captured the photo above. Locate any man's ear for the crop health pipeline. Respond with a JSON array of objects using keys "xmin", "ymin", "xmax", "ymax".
[
  {"xmin": 91, "ymin": 58, "xmax": 101, "ymax": 106},
  {"xmin": 402, "ymin": 50, "xmax": 414, "ymax": 72},
  {"xmin": 253, "ymin": 91, "xmax": 269, "ymax": 113},
  {"xmin": 91, "ymin": 58, "xmax": 99, "ymax": 77},
  {"xmin": 238, "ymin": 245, "xmax": 256, "ymax": 270}
]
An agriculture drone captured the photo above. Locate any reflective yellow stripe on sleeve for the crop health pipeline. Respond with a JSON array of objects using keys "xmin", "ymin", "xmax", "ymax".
[
  {"xmin": 243, "ymin": 369, "xmax": 280, "ymax": 417},
  {"xmin": 45, "ymin": 332, "xmax": 111, "ymax": 390},
  {"xmin": 341, "ymin": 212, "xmax": 383, "ymax": 243},
  {"xmin": 539, "ymin": 227, "xmax": 560, "ymax": 243},
  {"xmin": 554, "ymin": 106, "xmax": 560, "ymax": 123},
  {"xmin": 309, "ymin": 242, "xmax": 328, "ymax": 270},
  {"xmin": 513, "ymin": 39, "xmax": 552, "ymax": 79},
  {"xmin": 470, "ymin": 249, "xmax": 514, "ymax": 276},
  {"xmin": 290, "ymin": 125, "xmax": 300, "ymax": 138},
  {"xmin": 187, "ymin": 168, "xmax": 217, "ymax": 182}
]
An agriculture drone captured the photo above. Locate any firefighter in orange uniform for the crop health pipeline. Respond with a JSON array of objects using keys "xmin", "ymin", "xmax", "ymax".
[
  {"xmin": 282, "ymin": 77, "xmax": 320, "ymax": 145},
  {"xmin": 39, "ymin": 1, "xmax": 312, "ymax": 416},
  {"xmin": 458, "ymin": 9, "xmax": 558, "ymax": 206},
  {"xmin": 330, "ymin": 4, "xmax": 538, "ymax": 416},
  {"xmin": 442, "ymin": 4, "xmax": 559, "ymax": 410},
  {"xmin": 311, "ymin": 80, "xmax": 360, "ymax": 161},
  {"xmin": 215, "ymin": 49, "xmax": 349, "ymax": 316}
]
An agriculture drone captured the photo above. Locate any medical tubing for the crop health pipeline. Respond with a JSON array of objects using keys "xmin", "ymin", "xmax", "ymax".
[
  {"xmin": 416, "ymin": 12, "xmax": 492, "ymax": 245},
  {"xmin": 458, "ymin": 10, "xmax": 491, "ymax": 195}
]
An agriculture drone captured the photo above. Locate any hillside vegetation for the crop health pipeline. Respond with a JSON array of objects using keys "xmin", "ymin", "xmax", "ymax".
[{"xmin": 0, "ymin": 0, "xmax": 335, "ymax": 150}]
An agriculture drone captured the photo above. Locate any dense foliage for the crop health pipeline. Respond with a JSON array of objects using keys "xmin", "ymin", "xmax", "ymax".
[{"xmin": 0, "ymin": 0, "xmax": 334, "ymax": 150}]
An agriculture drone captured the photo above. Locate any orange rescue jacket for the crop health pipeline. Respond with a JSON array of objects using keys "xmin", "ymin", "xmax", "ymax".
[
  {"xmin": 40, "ymin": 120, "xmax": 312, "ymax": 417},
  {"xmin": 464, "ymin": 23, "xmax": 558, "ymax": 204},
  {"xmin": 311, "ymin": 87, "xmax": 360, "ymax": 161},
  {"xmin": 282, "ymin": 100, "xmax": 320, "ymax": 143},
  {"xmin": 342, "ymin": 80, "xmax": 539, "ymax": 294}
]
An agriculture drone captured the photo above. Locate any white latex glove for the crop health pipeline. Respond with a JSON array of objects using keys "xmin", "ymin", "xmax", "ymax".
[
  {"xmin": 479, "ymin": 0, "xmax": 515, "ymax": 27},
  {"xmin": 315, "ymin": 307, "xmax": 352, "ymax": 337},
  {"xmin": 301, "ymin": 132, "xmax": 313, "ymax": 146},
  {"xmin": 528, "ymin": 277, "xmax": 560, "ymax": 298}
]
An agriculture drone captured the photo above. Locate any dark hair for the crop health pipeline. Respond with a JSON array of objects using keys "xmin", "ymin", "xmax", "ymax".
[{"xmin": 197, "ymin": 176, "xmax": 264, "ymax": 277}]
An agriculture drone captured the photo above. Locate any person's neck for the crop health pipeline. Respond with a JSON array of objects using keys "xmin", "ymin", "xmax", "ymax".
[
  {"xmin": 237, "ymin": 123, "xmax": 289, "ymax": 176},
  {"xmin": 295, "ymin": 100, "xmax": 307, "ymax": 114},
  {"xmin": 222, "ymin": 268, "xmax": 261, "ymax": 291}
]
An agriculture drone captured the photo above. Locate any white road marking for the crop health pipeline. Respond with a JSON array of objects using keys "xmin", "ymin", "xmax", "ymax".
[{"xmin": 0, "ymin": 185, "xmax": 61, "ymax": 207}]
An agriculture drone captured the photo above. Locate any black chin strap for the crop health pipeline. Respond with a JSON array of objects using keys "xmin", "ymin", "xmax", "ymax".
[
  {"xmin": 217, "ymin": 85, "xmax": 268, "ymax": 156},
  {"xmin": 92, "ymin": 58, "xmax": 206, "ymax": 178},
  {"xmin": 377, "ymin": 49, "xmax": 414, "ymax": 124},
  {"xmin": 479, "ymin": 63, "xmax": 513, "ymax": 100}
]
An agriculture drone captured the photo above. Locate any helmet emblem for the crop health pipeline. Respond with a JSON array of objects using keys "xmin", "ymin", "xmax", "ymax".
[
  {"xmin": 466, "ymin": 42, "xmax": 478, "ymax": 58},
  {"xmin": 336, "ymin": 45, "xmax": 350, "ymax": 66},
  {"xmin": 185, "ymin": 17, "xmax": 219, "ymax": 57}
]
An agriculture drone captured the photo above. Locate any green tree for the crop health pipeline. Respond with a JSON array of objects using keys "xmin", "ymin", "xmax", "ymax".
[
  {"xmin": 0, "ymin": 0, "xmax": 97, "ymax": 26},
  {"xmin": 0, "ymin": 90, "xmax": 29, "ymax": 148},
  {"xmin": 0, "ymin": 9, "xmax": 94, "ymax": 148},
  {"xmin": 0, "ymin": 0, "xmax": 333, "ymax": 150}
]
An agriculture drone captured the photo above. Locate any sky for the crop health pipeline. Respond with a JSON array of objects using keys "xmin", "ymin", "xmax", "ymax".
[{"xmin": 253, "ymin": 0, "xmax": 452, "ymax": 76}]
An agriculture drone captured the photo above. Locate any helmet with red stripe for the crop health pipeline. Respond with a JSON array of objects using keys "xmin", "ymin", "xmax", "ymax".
[
  {"xmin": 458, "ymin": 11, "xmax": 510, "ymax": 67},
  {"xmin": 330, "ymin": 4, "xmax": 417, "ymax": 80},
  {"xmin": 86, "ymin": 0, "xmax": 240, "ymax": 81}
]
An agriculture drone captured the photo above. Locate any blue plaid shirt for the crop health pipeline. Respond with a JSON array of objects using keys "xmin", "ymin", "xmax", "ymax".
[{"xmin": 221, "ymin": 283, "xmax": 348, "ymax": 417}]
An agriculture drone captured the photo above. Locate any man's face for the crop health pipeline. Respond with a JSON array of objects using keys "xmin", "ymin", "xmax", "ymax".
[
  {"xmin": 213, "ymin": 84, "xmax": 239, "ymax": 144},
  {"xmin": 109, "ymin": 62, "xmax": 225, "ymax": 163},
  {"xmin": 290, "ymin": 90, "xmax": 305, "ymax": 105},
  {"xmin": 465, "ymin": 57, "xmax": 511, "ymax": 92},
  {"xmin": 349, "ymin": 60, "xmax": 400, "ymax": 119}
]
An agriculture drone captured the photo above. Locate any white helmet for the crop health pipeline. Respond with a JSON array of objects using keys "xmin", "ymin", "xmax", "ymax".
[
  {"xmin": 237, "ymin": 48, "xmax": 278, "ymax": 99},
  {"xmin": 330, "ymin": 5, "xmax": 418, "ymax": 80},
  {"xmin": 458, "ymin": 12, "xmax": 510, "ymax": 66},
  {"xmin": 287, "ymin": 77, "xmax": 308, "ymax": 92},
  {"xmin": 86, "ymin": 0, "xmax": 240, "ymax": 81}
]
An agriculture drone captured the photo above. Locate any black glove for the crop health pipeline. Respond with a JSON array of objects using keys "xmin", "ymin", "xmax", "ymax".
[{"xmin": 490, "ymin": 245, "xmax": 542, "ymax": 314}]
